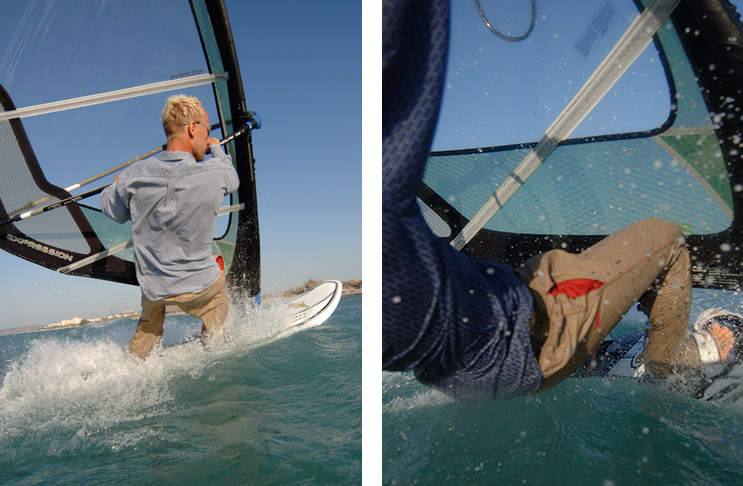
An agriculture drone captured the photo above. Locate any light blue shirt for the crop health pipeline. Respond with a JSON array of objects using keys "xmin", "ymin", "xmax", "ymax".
[{"xmin": 100, "ymin": 144, "xmax": 239, "ymax": 301}]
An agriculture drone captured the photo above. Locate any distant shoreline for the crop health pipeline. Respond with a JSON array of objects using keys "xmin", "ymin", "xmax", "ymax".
[{"xmin": 0, "ymin": 279, "xmax": 361, "ymax": 337}]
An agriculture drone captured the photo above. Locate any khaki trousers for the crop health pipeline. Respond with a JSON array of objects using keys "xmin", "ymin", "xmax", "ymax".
[
  {"xmin": 515, "ymin": 218, "xmax": 700, "ymax": 389},
  {"xmin": 129, "ymin": 272, "xmax": 229, "ymax": 359}
]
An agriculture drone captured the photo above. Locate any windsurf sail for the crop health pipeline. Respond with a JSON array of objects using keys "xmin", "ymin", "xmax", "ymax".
[
  {"xmin": 0, "ymin": 0, "xmax": 261, "ymax": 298},
  {"xmin": 420, "ymin": 0, "xmax": 743, "ymax": 290}
]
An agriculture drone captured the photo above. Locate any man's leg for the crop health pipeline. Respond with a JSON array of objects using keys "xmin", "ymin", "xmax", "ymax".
[
  {"xmin": 175, "ymin": 273, "xmax": 229, "ymax": 337},
  {"xmin": 519, "ymin": 218, "xmax": 698, "ymax": 386},
  {"xmin": 130, "ymin": 295, "xmax": 167, "ymax": 359},
  {"xmin": 581, "ymin": 218, "xmax": 698, "ymax": 374}
]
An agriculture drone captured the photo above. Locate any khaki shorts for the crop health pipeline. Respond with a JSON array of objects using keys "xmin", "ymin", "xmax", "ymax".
[{"xmin": 129, "ymin": 272, "xmax": 229, "ymax": 359}]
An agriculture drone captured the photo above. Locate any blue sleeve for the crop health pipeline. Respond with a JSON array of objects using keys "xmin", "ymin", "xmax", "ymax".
[
  {"xmin": 99, "ymin": 179, "xmax": 131, "ymax": 224},
  {"xmin": 208, "ymin": 144, "xmax": 239, "ymax": 194},
  {"xmin": 382, "ymin": 0, "xmax": 543, "ymax": 399}
]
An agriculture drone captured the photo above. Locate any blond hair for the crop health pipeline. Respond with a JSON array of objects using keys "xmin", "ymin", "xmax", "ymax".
[{"xmin": 161, "ymin": 94, "xmax": 205, "ymax": 140}]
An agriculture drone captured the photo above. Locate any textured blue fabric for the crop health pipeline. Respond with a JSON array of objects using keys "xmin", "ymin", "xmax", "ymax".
[
  {"xmin": 382, "ymin": 0, "xmax": 543, "ymax": 399},
  {"xmin": 100, "ymin": 144, "xmax": 239, "ymax": 301}
]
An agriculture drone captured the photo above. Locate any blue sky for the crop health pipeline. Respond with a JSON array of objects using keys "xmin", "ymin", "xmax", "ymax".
[
  {"xmin": 0, "ymin": 1, "xmax": 361, "ymax": 330},
  {"xmin": 432, "ymin": 0, "xmax": 671, "ymax": 151}
]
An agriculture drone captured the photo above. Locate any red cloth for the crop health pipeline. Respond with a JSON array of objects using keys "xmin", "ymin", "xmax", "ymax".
[{"xmin": 547, "ymin": 279, "xmax": 604, "ymax": 299}]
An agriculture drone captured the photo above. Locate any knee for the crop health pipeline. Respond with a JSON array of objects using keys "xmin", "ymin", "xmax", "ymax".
[
  {"xmin": 639, "ymin": 217, "xmax": 683, "ymax": 241},
  {"xmin": 138, "ymin": 308, "xmax": 165, "ymax": 328}
]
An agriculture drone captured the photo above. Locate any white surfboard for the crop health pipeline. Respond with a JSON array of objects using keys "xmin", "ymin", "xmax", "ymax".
[
  {"xmin": 576, "ymin": 331, "xmax": 743, "ymax": 403},
  {"xmin": 166, "ymin": 280, "xmax": 343, "ymax": 351},
  {"xmin": 282, "ymin": 280, "xmax": 344, "ymax": 333},
  {"xmin": 229, "ymin": 280, "xmax": 343, "ymax": 349}
]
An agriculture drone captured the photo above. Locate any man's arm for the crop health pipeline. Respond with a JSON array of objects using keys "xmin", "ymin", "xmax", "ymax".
[
  {"xmin": 100, "ymin": 176, "xmax": 131, "ymax": 224},
  {"xmin": 382, "ymin": 0, "xmax": 543, "ymax": 399},
  {"xmin": 207, "ymin": 140, "xmax": 240, "ymax": 194}
]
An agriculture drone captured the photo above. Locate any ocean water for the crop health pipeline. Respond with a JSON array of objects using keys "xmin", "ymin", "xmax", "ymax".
[
  {"xmin": 0, "ymin": 294, "xmax": 361, "ymax": 485},
  {"xmin": 383, "ymin": 289, "xmax": 743, "ymax": 485}
]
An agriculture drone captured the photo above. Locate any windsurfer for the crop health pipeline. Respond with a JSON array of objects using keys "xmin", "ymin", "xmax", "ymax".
[
  {"xmin": 100, "ymin": 94, "xmax": 239, "ymax": 359},
  {"xmin": 382, "ymin": 0, "xmax": 741, "ymax": 399}
]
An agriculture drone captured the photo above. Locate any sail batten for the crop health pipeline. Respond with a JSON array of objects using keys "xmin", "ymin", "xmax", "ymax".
[{"xmin": 0, "ymin": 73, "xmax": 229, "ymax": 122}]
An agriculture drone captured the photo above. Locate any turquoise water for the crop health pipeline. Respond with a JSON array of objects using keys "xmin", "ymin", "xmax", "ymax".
[
  {"xmin": 383, "ymin": 290, "xmax": 743, "ymax": 485},
  {"xmin": 0, "ymin": 294, "xmax": 361, "ymax": 485}
]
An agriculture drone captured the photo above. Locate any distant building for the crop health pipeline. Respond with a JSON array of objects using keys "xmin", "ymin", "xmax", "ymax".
[{"xmin": 46, "ymin": 317, "xmax": 84, "ymax": 329}]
